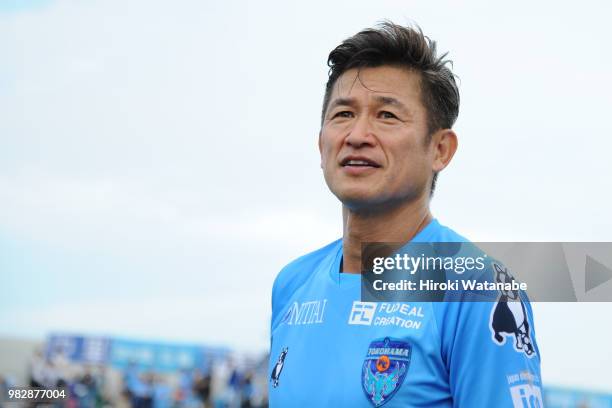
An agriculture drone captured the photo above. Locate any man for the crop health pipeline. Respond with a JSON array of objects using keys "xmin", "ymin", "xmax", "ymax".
[{"xmin": 269, "ymin": 22, "xmax": 542, "ymax": 407}]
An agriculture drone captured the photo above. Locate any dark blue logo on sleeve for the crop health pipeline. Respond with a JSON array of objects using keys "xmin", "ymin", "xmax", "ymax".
[
  {"xmin": 270, "ymin": 347, "xmax": 288, "ymax": 388},
  {"xmin": 362, "ymin": 337, "xmax": 411, "ymax": 407},
  {"xmin": 490, "ymin": 263, "xmax": 535, "ymax": 357}
]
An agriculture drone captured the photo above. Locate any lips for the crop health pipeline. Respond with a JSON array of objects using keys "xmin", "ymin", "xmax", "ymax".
[{"xmin": 340, "ymin": 156, "xmax": 381, "ymax": 168}]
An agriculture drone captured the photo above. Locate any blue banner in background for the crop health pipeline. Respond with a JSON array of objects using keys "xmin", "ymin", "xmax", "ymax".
[
  {"xmin": 46, "ymin": 334, "xmax": 230, "ymax": 372},
  {"xmin": 46, "ymin": 334, "xmax": 110, "ymax": 364},
  {"xmin": 109, "ymin": 337, "xmax": 229, "ymax": 372}
]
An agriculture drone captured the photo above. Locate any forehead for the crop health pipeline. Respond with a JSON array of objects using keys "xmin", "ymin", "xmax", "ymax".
[{"xmin": 329, "ymin": 65, "xmax": 423, "ymax": 106}]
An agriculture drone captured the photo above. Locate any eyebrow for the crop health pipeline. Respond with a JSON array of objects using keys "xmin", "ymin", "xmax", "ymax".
[
  {"xmin": 374, "ymin": 96, "xmax": 408, "ymax": 112},
  {"xmin": 327, "ymin": 97, "xmax": 357, "ymax": 111},
  {"xmin": 327, "ymin": 96, "xmax": 412, "ymax": 116}
]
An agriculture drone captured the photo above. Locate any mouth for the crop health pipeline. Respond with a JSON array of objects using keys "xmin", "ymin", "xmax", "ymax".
[{"xmin": 340, "ymin": 157, "xmax": 381, "ymax": 169}]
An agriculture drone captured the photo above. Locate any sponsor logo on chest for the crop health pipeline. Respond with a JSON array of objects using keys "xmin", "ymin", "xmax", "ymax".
[
  {"xmin": 349, "ymin": 301, "xmax": 425, "ymax": 330},
  {"xmin": 281, "ymin": 299, "xmax": 328, "ymax": 325}
]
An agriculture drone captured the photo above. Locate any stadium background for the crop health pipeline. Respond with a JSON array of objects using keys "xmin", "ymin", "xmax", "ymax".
[{"xmin": 1, "ymin": 0, "xmax": 611, "ymax": 406}]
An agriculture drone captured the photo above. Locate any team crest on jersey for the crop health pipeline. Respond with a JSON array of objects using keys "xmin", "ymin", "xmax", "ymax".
[
  {"xmin": 362, "ymin": 337, "xmax": 411, "ymax": 407},
  {"xmin": 270, "ymin": 347, "xmax": 288, "ymax": 388},
  {"xmin": 490, "ymin": 262, "xmax": 535, "ymax": 357}
]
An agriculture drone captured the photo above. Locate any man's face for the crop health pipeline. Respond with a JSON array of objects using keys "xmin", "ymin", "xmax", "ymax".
[{"xmin": 319, "ymin": 65, "xmax": 435, "ymax": 211}]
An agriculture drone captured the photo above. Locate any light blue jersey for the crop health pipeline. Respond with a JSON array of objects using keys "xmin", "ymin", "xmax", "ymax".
[{"xmin": 269, "ymin": 219, "xmax": 542, "ymax": 407}]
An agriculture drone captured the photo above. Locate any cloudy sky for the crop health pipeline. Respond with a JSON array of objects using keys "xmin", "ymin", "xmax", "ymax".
[{"xmin": 1, "ymin": 0, "xmax": 611, "ymax": 391}]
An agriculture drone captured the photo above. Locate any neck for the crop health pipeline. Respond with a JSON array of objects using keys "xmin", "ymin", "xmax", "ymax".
[{"xmin": 341, "ymin": 197, "xmax": 432, "ymax": 273}]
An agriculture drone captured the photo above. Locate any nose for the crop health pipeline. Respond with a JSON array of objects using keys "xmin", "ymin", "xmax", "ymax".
[{"xmin": 345, "ymin": 114, "xmax": 376, "ymax": 148}]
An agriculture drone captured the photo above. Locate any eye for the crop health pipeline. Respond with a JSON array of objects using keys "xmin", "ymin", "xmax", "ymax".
[
  {"xmin": 379, "ymin": 111, "xmax": 398, "ymax": 120},
  {"xmin": 333, "ymin": 111, "xmax": 354, "ymax": 119}
]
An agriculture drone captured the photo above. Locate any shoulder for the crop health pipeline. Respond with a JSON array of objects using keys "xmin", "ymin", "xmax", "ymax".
[
  {"xmin": 431, "ymin": 219, "xmax": 470, "ymax": 243},
  {"xmin": 273, "ymin": 239, "xmax": 341, "ymax": 294},
  {"xmin": 431, "ymin": 251, "xmax": 541, "ymax": 361},
  {"xmin": 271, "ymin": 239, "xmax": 341, "ymax": 316}
]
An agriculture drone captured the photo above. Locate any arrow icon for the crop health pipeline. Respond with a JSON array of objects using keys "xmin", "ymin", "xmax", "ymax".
[{"xmin": 585, "ymin": 255, "xmax": 612, "ymax": 292}]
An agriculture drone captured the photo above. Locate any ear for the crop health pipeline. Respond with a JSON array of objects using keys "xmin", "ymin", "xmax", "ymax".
[{"xmin": 431, "ymin": 129, "xmax": 458, "ymax": 172}]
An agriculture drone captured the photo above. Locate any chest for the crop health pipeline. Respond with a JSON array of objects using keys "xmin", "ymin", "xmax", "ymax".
[{"xmin": 269, "ymin": 285, "xmax": 451, "ymax": 407}]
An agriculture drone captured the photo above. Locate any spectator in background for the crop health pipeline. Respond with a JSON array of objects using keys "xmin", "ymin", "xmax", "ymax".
[
  {"xmin": 122, "ymin": 361, "xmax": 140, "ymax": 400},
  {"xmin": 133, "ymin": 372, "xmax": 155, "ymax": 408},
  {"xmin": 240, "ymin": 371, "xmax": 254, "ymax": 408},
  {"xmin": 152, "ymin": 374, "xmax": 172, "ymax": 408},
  {"xmin": 193, "ymin": 369, "xmax": 212, "ymax": 407},
  {"xmin": 123, "ymin": 364, "xmax": 154, "ymax": 408},
  {"xmin": 28, "ymin": 348, "xmax": 57, "ymax": 388},
  {"xmin": 210, "ymin": 357, "xmax": 231, "ymax": 408},
  {"xmin": 72, "ymin": 372, "xmax": 97, "ymax": 407},
  {"xmin": 0, "ymin": 375, "xmax": 12, "ymax": 407},
  {"xmin": 226, "ymin": 361, "xmax": 242, "ymax": 408},
  {"xmin": 175, "ymin": 368, "xmax": 195, "ymax": 406}
]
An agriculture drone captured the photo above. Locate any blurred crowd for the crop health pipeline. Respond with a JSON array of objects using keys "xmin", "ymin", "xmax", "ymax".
[
  {"xmin": 2, "ymin": 346, "xmax": 611, "ymax": 408},
  {"xmin": 1, "ymin": 348, "xmax": 268, "ymax": 408}
]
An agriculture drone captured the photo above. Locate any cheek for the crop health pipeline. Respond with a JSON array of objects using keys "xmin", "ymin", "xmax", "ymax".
[
  {"xmin": 388, "ymin": 141, "xmax": 430, "ymax": 178},
  {"xmin": 319, "ymin": 140, "xmax": 330, "ymax": 165},
  {"xmin": 319, "ymin": 133, "xmax": 339, "ymax": 166}
]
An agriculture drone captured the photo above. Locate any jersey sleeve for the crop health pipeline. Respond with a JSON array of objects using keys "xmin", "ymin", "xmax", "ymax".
[
  {"xmin": 270, "ymin": 240, "xmax": 341, "ymax": 336},
  {"xmin": 435, "ymin": 294, "xmax": 543, "ymax": 407},
  {"xmin": 270, "ymin": 260, "xmax": 310, "ymax": 334}
]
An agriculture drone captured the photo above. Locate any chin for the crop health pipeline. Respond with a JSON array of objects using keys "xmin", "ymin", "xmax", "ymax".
[
  {"xmin": 333, "ymin": 185, "xmax": 424, "ymax": 214},
  {"xmin": 334, "ymin": 189, "xmax": 384, "ymax": 211}
]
